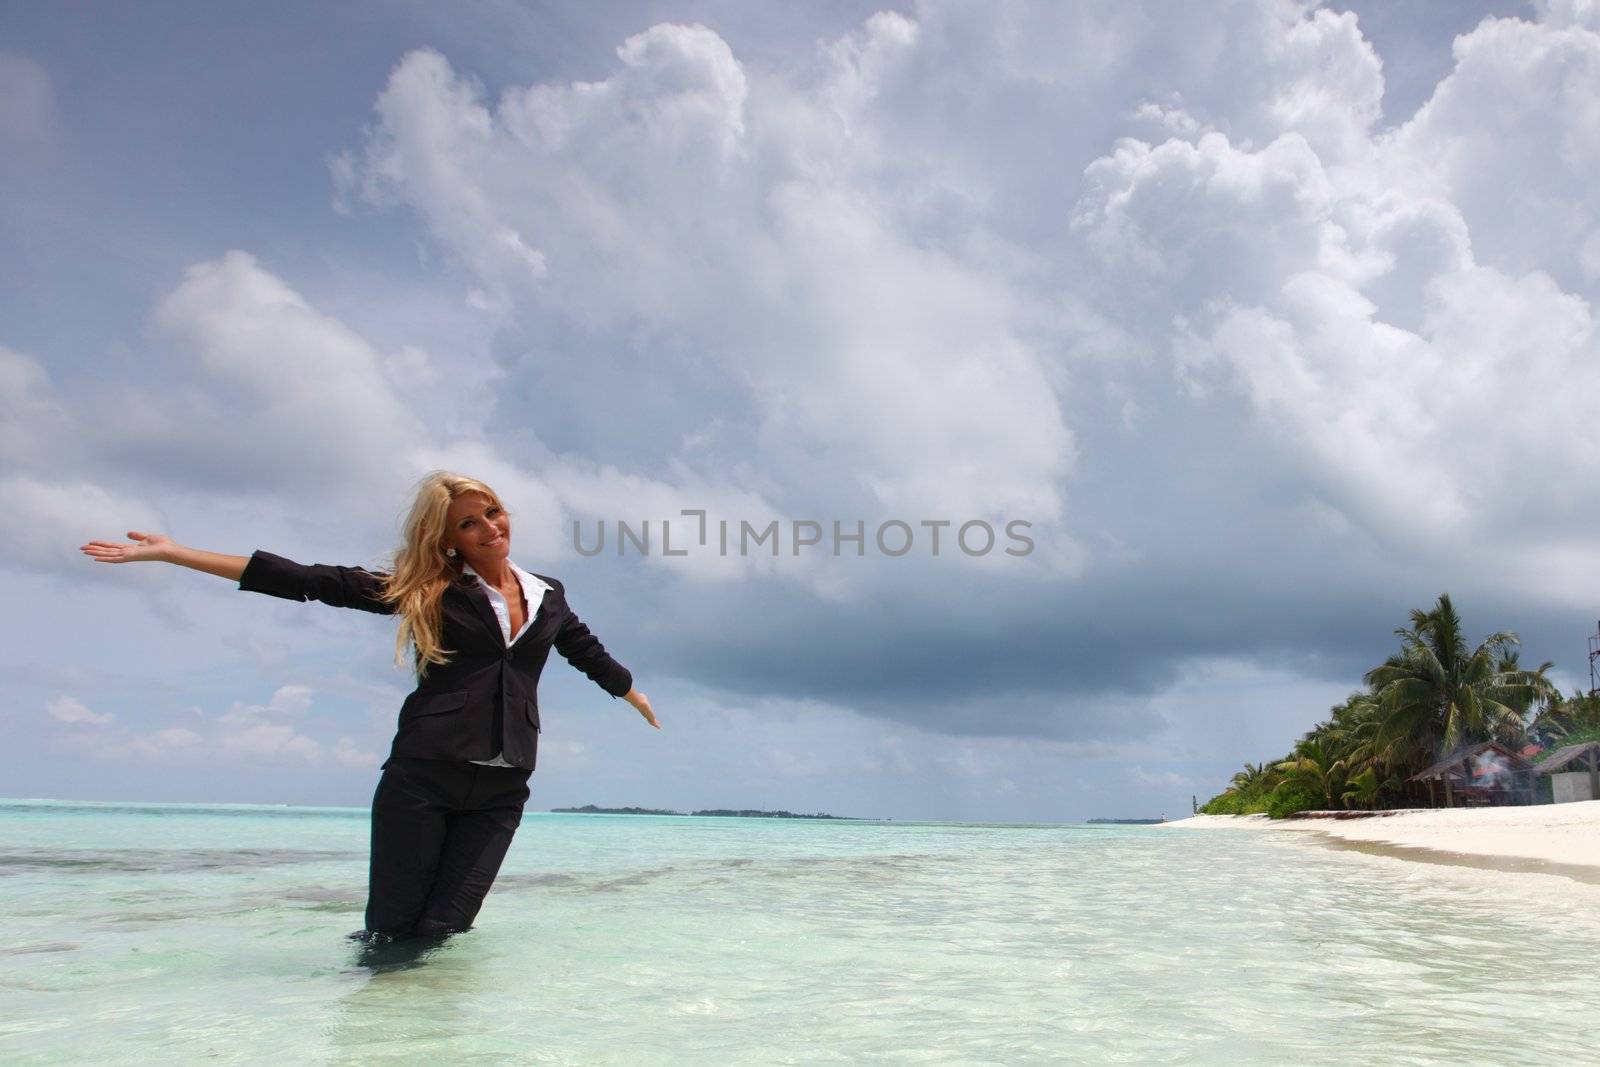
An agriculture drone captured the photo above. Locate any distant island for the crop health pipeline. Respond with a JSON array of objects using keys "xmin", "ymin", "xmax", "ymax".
[
  {"xmin": 1087, "ymin": 818, "xmax": 1166, "ymax": 825},
  {"xmin": 550, "ymin": 804, "xmax": 861, "ymax": 820}
]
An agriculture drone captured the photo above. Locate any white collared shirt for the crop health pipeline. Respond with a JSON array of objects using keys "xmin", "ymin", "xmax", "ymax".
[
  {"xmin": 462, "ymin": 559, "xmax": 552, "ymax": 648},
  {"xmin": 461, "ymin": 559, "xmax": 553, "ymax": 767}
]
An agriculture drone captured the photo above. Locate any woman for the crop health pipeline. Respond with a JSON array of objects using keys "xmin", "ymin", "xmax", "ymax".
[{"xmin": 80, "ymin": 471, "xmax": 658, "ymax": 942}]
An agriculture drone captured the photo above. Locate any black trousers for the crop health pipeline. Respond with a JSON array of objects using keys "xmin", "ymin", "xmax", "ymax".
[{"xmin": 365, "ymin": 756, "xmax": 533, "ymax": 938}]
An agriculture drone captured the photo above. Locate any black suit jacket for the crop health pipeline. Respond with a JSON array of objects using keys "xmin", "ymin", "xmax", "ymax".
[{"xmin": 237, "ymin": 549, "xmax": 633, "ymax": 771}]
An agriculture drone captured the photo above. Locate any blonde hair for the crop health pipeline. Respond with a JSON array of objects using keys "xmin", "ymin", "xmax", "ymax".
[{"xmin": 381, "ymin": 470, "xmax": 512, "ymax": 674}]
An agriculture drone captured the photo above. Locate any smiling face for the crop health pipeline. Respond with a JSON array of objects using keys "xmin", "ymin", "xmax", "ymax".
[{"xmin": 443, "ymin": 490, "xmax": 511, "ymax": 572}]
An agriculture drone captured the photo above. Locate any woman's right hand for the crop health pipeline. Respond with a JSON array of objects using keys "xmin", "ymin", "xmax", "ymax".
[{"xmin": 80, "ymin": 531, "xmax": 175, "ymax": 564}]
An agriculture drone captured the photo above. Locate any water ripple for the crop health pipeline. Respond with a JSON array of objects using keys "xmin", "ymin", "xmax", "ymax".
[
  {"xmin": 0, "ymin": 847, "xmax": 361, "ymax": 874},
  {"xmin": 3, "ymin": 816, "xmax": 1597, "ymax": 1063}
]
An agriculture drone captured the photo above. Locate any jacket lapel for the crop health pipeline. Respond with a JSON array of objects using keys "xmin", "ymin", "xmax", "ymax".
[
  {"xmin": 452, "ymin": 575, "xmax": 505, "ymax": 643},
  {"xmin": 523, "ymin": 584, "xmax": 560, "ymax": 645}
]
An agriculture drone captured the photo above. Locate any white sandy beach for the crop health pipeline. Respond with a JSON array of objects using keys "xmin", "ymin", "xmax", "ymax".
[{"xmin": 1163, "ymin": 800, "xmax": 1600, "ymax": 874}]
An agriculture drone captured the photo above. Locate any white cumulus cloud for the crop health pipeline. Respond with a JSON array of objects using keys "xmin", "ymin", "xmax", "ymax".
[{"xmin": 47, "ymin": 696, "xmax": 113, "ymax": 726}]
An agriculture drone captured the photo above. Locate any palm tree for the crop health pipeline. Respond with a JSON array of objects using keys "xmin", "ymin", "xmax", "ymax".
[
  {"xmin": 1530, "ymin": 689, "xmax": 1600, "ymax": 746},
  {"xmin": 1363, "ymin": 594, "xmax": 1549, "ymax": 765},
  {"xmin": 1309, "ymin": 692, "xmax": 1378, "ymax": 753},
  {"xmin": 1230, "ymin": 761, "xmax": 1272, "ymax": 793},
  {"xmin": 1274, "ymin": 736, "xmax": 1351, "ymax": 810},
  {"xmin": 1495, "ymin": 648, "xmax": 1558, "ymax": 742},
  {"xmin": 1340, "ymin": 766, "xmax": 1380, "ymax": 809}
]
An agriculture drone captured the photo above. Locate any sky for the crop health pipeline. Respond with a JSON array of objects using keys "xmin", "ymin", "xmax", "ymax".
[{"xmin": 4, "ymin": 0, "xmax": 1598, "ymax": 822}]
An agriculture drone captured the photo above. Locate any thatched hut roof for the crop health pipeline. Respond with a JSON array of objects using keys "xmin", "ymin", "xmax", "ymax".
[
  {"xmin": 1408, "ymin": 740, "xmax": 1532, "ymax": 783},
  {"xmin": 1533, "ymin": 740, "xmax": 1600, "ymax": 776}
]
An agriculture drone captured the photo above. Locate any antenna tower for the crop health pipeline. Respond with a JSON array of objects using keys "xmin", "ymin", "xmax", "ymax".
[{"xmin": 1590, "ymin": 620, "xmax": 1600, "ymax": 697}]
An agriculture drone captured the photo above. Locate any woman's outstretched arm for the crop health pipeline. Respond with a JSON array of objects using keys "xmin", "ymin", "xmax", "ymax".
[
  {"xmin": 81, "ymin": 533, "xmax": 393, "ymax": 615},
  {"xmin": 80, "ymin": 531, "xmax": 248, "ymax": 580}
]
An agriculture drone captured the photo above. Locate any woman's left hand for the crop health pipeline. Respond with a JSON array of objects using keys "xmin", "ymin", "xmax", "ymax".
[{"xmin": 624, "ymin": 688, "xmax": 659, "ymax": 729}]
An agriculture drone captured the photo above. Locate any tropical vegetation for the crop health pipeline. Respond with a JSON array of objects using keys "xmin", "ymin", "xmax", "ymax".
[{"xmin": 1199, "ymin": 593, "xmax": 1586, "ymax": 817}]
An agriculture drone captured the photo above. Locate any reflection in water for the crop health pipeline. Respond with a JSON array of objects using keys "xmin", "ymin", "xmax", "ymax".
[
  {"xmin": 346, "ymin": 929, "xmax": 458, "ymax": 973},
  {"xmin": 329, "ymin": 930, "xmax": 507, "ymax": 1064}
]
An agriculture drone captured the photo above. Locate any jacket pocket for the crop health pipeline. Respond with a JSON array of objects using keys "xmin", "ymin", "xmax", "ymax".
[
  {"xmin": 525, "ymin": 699, "xmax": 541, "ymax": 733},
  {"xmin": 402, "ymin": 689, "xmax": 470, "ymax": 718}
]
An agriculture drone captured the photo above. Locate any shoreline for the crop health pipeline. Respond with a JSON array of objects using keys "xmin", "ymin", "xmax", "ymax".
[{"xmin": 1162, "ymin": 800, "xmax": 1600, "ymax": 884}]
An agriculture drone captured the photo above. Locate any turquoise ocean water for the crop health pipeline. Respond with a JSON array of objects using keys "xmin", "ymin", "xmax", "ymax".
[{"xmin": 2, "ymin": 799, "xmax": 1597, "ymax": 1065}]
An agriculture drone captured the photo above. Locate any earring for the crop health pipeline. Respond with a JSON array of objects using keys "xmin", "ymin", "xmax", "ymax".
[{"xmin": 446, "ymin": 548, "xmax": 458, "ymax": 559}]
